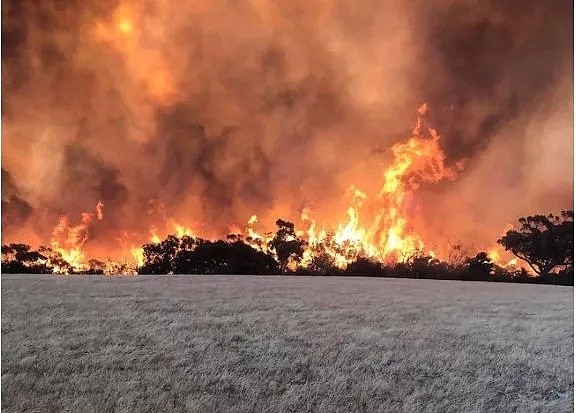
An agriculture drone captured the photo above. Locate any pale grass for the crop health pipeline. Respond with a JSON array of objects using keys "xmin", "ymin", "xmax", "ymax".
[{"xmin": 1, "ymin": 275, "xmax": 573, "ymax": 412}]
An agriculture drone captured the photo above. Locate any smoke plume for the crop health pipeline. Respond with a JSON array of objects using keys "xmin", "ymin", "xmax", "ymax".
[{"xmin": 2, "ymin": 0, "xmax": 573, "ymax": 260}]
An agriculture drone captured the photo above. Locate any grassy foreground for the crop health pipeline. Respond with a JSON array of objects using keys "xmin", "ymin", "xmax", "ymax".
[{"xmin": 1, "ymin": 275, "xmax": 573, "ymax": 413}]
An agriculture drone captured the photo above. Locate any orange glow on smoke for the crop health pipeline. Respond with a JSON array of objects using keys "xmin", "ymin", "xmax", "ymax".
[
  {"xmin": 91, "ymin": 2, "xmax": 176, "ymax": 103},
  {"xmin": 118, "ymin": 19, "xmax": 133, "ymax": 35},
  {"xmin": 36, "ymin": 101, "xmax": 531, "ymax": 275},
  {"xmin": 41, "ymin": 103, "xmax": 474, "ymax": 274},
  {"xmin": 2, "ymin": 0, "xmax": 571, "ymax": 278}
]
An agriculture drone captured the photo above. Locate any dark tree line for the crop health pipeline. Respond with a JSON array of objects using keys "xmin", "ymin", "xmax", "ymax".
[
  {"xmin": 139, "ymin": 235, "xmax": 278, "ymax": 275},
  {"xmin": 2, "ymin": 211, "xmax": 573, "ymax": 285},
  {"xmin": 1, "ymin": 243, "xmax": 52, "ymax": 274},
  {"xmin": 1, "ymin": 244, "xmax": 72, "ymax": 274}
]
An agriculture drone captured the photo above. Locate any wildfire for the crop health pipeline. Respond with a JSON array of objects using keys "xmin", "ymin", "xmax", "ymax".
[
  {"xmin": 40, "ymin": 104, "xmax": 484, "ymax": 274},
  {"xmin": 3, "ymin": 0, "xmax": 571, "ymax": 281},
  {"xmin": 173, "ymin": 223, "xmax": 195, "ymax": 239},
  {"xmin": 118, "ymin": 19, "xmax": 133, "ymax": 35},
  {"xmin": 50, "ymin": 203, "xmax": 104, "ymax": 273},
  {"xmin": 131, "ymin": 247, "xmax": 145, "ymax": 268},
  {"xmin": 487, "ymin": 247, "xmax": 521, "ymax": 269},
  {"xmin": 149, "ymin": 227, "xmax": 162, "ymax": 244},
  {"xmin": 294, "ymin": 104, "xmax": 455, "ymax": 267},
  {"xmin": 243, "ymin": 215, "xmax": 272, "ymax": 253},
  {"xmin": 91, "ymin": 2, "xmax": 176, "ymax": 103}
]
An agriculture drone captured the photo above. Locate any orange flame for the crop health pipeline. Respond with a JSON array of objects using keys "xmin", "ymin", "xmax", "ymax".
[
  {"xmin": 46, "ymin": 105, "xmax": 465, "ymax": 273},
  {"xmin": 295, "ymin": 104, "xmax": 455, "ymax": 267},
  {"xmin": 50, "ymin": 202, "xmax": 103, "ymax": 272}
]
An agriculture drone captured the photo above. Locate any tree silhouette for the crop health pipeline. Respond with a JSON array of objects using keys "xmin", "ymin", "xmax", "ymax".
[
  {"xmin": 464, "ymin": 252, "xmax": 494, "ymax": 280},
  {"xmin": 138, "ymin": 235, "xmax": 278, "ymax": 275},
  {"xmin": 409, "ymin": 255, "xmax": 442, "ymax": 279},
  {"xmin": 498, "ymin": 211, "xmax": 573, "ymax": 276},
  {"xmin": 82, "ymin": 259, "xmax": 106, "ymax": 275},
  {"xmin": 1, "ymin": 244, "xmax": 52, "ymax": 273},
  {"xmin": 173, "ymin": 240, "xmax": 278, "ymax": 274},
  {"xmin": 38, "ymin": 246, "xmax": 73, "ymax": 274},
  {"xmin": 346, "ymin": 257, "xmax": 384, "ymax": 276},
  {"xmin": 269, "ymin": 219, "xmax": 306, "ymax": 272},
  {"xmin": 306, "ymin": 252, "xmax": 341, "ymax": 276},
  {"xmin": 139, "ymin": 235, "xmax": 200, "ymax": 274}
]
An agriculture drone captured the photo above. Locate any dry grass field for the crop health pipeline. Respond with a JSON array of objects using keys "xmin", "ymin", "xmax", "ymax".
[{"xmin": 1, "ymin": 275, "xmax": 573, "ymax": 412}]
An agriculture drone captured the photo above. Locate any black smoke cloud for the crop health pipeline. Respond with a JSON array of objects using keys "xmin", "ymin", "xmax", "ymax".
[
  {"xmin": 1, "ymin": 0, "xmax": 573, "ymax": 256},
  {"xmin": 1, "ymin": 168, "xmax": 32, "ymax": 231},
  {"xmin": 417, "ymin": 1, "xmax": 573, "ymax": 161}
]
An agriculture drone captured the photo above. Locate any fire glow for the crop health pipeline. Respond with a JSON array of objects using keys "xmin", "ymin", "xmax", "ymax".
[
  {"xmin": 2, "ymin": 1, "xmax": 571, "ymax": 275},
  {"xmin": 42, "ymin": 105, "xmax": 516, "ymax": 274}
]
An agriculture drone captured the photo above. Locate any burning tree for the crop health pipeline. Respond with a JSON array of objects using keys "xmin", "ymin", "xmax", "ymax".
[
  {"xmin": 0, "ymin": 244, "xmax": 75, "ymax": 274},
  {"xmin": 269, "ymin": 219, "xmax": 306, "ymax": 272},
  {"xmin": 1, "ymin": 244, "xmax": 51, "ymax": 274}
]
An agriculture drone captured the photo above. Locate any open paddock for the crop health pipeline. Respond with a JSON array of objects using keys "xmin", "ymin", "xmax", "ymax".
[{"xmin": 1, "ymin": 275, "xmax": 573, "ymax": 412}]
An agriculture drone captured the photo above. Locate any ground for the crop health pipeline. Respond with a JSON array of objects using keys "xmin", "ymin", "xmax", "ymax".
[{"xmin": 1, "ymin": 275, "xmax": 573, "ymax": 413}]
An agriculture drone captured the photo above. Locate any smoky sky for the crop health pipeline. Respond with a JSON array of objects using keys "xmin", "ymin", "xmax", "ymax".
[
  {"xmin": 1, "ymin": 0, "xmax": 573, "ymax": 254},
  {"xmin": 419, "ymin": 1, "xmax": 573, "ymax": 160}
]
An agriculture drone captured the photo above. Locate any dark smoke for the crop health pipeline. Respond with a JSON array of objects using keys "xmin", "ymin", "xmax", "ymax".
[
  {"xmin": 1, "ymin": 169, "xmax": 32, "ymax": 231},
  {"xmin": 417, "ymin": 1, "xmax": 573, "ymax": 161}
]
